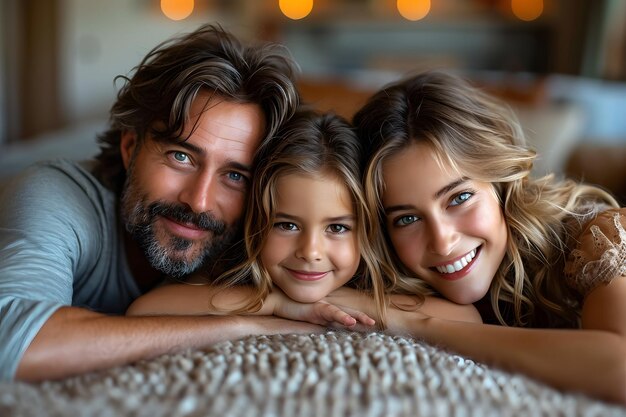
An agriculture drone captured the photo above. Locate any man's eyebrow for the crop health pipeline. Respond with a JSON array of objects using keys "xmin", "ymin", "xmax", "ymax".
[
  {"xmin": 173, "ymin": 140, "xmax": 205, "ymax": 157},
  {"xmin": 227, "ymin": 161, "xmax": 252, "ymax": 174}
]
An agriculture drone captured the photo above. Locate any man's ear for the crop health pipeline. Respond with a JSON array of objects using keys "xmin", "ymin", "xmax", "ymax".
[{"xmin": 120, "ymin": 130, "xmax": 138, "ymax": 170}]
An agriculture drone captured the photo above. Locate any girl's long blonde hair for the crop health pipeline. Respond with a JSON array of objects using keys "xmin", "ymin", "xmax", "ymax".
[
  {"xmin": 212, "ymin": 109, "xmax": 389, "ymax": 327},
  {"xmin": 354, "ymin": 71, "xmax": 618, "ymax": 327}
]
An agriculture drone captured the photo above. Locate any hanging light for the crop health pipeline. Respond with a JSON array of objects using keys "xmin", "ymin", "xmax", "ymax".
[
  {"xmin": 279, "ymin": 0, "xmax": 314, "ymax": 20},
  {"xmin": 161, "ymin": 0, "xmax": 194, "ymax": 21},
  {"xmin": 397, "ymin": 0, "xmax": 430, "ymax": 21},
  {"xmin": 511, "ymin": 0, "xmax": 543, "ymax": 21}
]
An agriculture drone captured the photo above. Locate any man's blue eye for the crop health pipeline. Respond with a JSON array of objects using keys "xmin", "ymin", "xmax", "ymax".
[
  {"xmin": 173, "ymin": 152, "xmax": 188, "ymax": 162},
  {"xmin": 228, "ymin": 172, "xmax": 243, "ymax": 181}
]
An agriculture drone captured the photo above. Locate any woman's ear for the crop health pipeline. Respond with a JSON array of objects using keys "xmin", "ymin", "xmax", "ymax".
[{"xmin": 120, "ymin": 130, "xmax": 138, "ymax": 170}]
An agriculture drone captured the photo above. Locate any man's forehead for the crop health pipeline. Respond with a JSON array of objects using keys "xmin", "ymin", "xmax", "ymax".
[
  {"xmin": 193, "ymin": 117, "xmax": 259, "ymax": 143},
  {"xmin": 181, "ymin": 98, "xmax": 265, "ymax": 150}
]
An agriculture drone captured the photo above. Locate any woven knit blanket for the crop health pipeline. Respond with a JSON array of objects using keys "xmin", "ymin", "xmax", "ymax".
[{"xmin": 1, "ymin": 331, "xmax": 624, "ymax": 417}]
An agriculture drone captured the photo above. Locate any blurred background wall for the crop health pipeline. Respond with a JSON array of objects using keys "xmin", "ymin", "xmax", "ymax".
[{"xmin": 1, "ymin": 0, "xmax": 626, "ymax": 201}]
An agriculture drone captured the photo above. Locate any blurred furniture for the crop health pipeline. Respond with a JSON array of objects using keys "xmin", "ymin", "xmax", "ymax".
[
  {"xmin": 0, "ymin": 120, "xmax": 103, "ymax": 185},
  {"xmin": 300, "ymin": 73, "xmax": 587, "ymax": 177},
  {"xmin": 298, "ymin": 77, "xmax": 373, "ymax": 120},
  {"xmin": 565, "ymin": 144, "xmax": 626, "ymax": 205}
]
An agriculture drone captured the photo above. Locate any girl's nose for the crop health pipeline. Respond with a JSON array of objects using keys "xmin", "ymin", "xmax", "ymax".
[{"xmin": 295, "ymin": 231, "xmax": 323, "ymax": 262}]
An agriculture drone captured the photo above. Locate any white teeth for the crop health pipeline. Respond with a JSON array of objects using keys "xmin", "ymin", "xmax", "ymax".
[{"xmin": 436, "ymin": 249, "xmax": 476, "ymax": 274}]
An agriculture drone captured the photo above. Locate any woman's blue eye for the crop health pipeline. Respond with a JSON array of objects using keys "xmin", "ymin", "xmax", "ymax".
[
  {"xmin": 328, "ymin": 224, "xmax": 349, "ymax": 234},
  {"xmin": 451, "ymin": 192, "xmax": 473, "ymax": 206},
  {"xmin": 394, "ymin": 215, "xmax": 418, "ymax": 226},
  {"xmin": 173, "ymin": 151, "xmax": 188, "ymax": 162}
]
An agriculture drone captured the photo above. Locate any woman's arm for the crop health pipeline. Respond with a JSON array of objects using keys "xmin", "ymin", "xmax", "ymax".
[
  {"xmin": 385, "ymin": 208, "xmax": 626, "ymax": 404},
  {"xmin": 324, "ymin": 287, "xmax": 484, "ymax": 324},
  {"xmin": 388, "ymin": 278, "xmax": 626, "ymax": 405}
]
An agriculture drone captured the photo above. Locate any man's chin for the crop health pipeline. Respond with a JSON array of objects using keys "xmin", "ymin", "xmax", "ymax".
[
  {"xmin": 161, "ymin": 241, "xmax": 207, "ymax": 264},
  {"xmin": 146, "ymin": 249, "xmax": 205, "ymax": 278}
]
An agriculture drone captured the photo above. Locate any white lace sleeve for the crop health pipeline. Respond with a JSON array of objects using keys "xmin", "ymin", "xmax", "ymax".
[{"xmin": 564, "ymin": 208, "xmax": 626, "ymax": 296}]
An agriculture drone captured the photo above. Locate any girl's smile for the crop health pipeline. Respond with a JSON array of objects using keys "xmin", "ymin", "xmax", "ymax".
[
  {"xmin": 381, "ymin": 142, "xmax": 508, "ymax": 305},
  {"xmin": 285, "ymin": 268, "xmax": 330, "ymax": 281}
]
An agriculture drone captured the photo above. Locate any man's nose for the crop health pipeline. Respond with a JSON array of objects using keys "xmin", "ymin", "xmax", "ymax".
[
  {"xmin": 178, "ymin": 171, "xmax": 217, "ymax": 214},
  {"xmin": 295, "ymin": 231, "xmax": 323, "ymax": 262}
]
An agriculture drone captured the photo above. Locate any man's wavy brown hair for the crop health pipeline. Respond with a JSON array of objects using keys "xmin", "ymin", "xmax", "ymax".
[{"xmin": 93, "ymin": 23, "xmax": 300, "ymax": 194}]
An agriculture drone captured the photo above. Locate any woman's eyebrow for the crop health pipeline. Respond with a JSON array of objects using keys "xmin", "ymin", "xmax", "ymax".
[
  {"xmin": 434, "ymin": 178, "xmax": 468, "ymax": 199},
  {"xmin": 384, "ymin": 178, "xmax": 468, "ymax": 216},
  {"xmin": 384, "ymin": 204, "xmax": 414, "ymax": 216}
]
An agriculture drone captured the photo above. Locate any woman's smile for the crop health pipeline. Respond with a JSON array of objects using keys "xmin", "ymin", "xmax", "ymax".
[{"xmin": 431, "ymin": 246, "xmax": 480, "ymax": 281}]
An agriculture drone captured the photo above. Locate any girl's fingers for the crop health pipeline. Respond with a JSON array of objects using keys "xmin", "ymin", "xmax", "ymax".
[
  {"xmin": 318, "ymin": 304, "xmax": 353, "ymax": 326},
  {"xmin": 351, "ymin": 311, "xmax": 376, "ymax": 326},
  {"xmin": 320, "ymin": 304, "xmax": 375, "ymax": 327}
]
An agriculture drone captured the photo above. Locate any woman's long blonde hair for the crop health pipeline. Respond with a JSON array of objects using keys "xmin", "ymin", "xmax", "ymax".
[
  {"xmin": 211, "ymin": 109, "xmax": 389, "ymax": 327},
  {"xmin": 354, "ymin": 71, "xmax": 618, "ymax": 327}
]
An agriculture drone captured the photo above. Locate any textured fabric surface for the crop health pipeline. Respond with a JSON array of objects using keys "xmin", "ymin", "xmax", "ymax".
[{"xmin": 1, "ymin": 332, "xmax": 624, "ymax": 417}]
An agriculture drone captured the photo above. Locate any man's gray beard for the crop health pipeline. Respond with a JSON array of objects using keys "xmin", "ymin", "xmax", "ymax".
[
  {"xmin": 120, "ymin": 175, "xmax": 239, "ymax": 278},
  {"xmin": 130, "ymin": 219, "xmax": 236, "ymax": 278}
]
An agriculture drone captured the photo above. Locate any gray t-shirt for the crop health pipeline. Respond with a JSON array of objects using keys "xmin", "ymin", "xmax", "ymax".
[{"xmin": 0, "ymin": 159, "xmax": 142, "ymax": 380}]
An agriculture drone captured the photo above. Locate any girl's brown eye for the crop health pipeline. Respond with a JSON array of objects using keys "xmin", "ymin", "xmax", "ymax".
[
  {"xmin": 276, "ymin": 222, "xmax": 298, "ymax": 231},
  {"xmin": 328, "ymin": 224, "xmax": 349, "ymax": 234}
]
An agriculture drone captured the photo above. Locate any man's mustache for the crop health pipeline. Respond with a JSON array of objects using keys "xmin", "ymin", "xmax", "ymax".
[{"xmin": 148, "ymin": 201, "xmax": 226, "ymax": 235}]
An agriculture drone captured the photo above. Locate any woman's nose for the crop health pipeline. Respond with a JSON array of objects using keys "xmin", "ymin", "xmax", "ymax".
[{"xmin": 426, "ymin": 218, "xmax": 459, "ymax": 256}]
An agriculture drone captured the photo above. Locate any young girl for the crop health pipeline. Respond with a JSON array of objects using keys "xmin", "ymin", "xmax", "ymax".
[
  {"xmin": 351, "ymin": 71, "xmax": 626, "ymax": 404},
  {"xmin": 127, "ymin": 109, "xmax": 391, "ymax": 328}
]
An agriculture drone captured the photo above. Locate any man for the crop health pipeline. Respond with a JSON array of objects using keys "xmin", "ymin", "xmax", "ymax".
[{"xmin": 0, "ymin": 24, "xmax": 320, "ymax": 381}]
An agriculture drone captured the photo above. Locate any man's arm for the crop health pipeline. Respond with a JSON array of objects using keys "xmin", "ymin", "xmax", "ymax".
[{"xmin": 17, "ymin": 306, "xmax": 323, "ymax": 381}]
